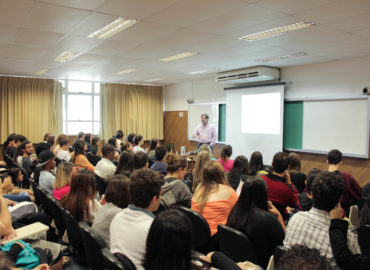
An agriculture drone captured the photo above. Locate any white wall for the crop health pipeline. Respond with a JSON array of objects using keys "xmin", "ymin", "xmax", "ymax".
[{"xmin": 163, "ymin": 56, "xmax": 370, "ymax": 110}]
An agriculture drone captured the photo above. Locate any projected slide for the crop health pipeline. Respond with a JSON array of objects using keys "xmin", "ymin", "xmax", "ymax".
[{"xmin": 241, "ymin": 93, "xmax": 281, "ymax": 134}]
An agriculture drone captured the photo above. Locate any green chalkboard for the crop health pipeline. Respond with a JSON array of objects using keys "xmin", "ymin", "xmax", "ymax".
[
  {"xmin": 218, "ymin": 104, "xmax": 226, "ymax": 142},
  {"xmin": 283, "ymin": 101, "xmax": 303, "ymax": 149}
]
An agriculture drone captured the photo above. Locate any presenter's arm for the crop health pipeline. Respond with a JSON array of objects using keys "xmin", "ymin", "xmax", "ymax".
[{"xmin": 192, "ymin": 126, "xmax": 199, "ymax": 139}]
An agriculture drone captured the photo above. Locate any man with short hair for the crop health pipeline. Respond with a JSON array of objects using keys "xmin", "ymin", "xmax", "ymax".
[
  {"xmin": 284, "ymin": 171, "xmax": 360, "ymax": 266},
  {"xmin": 18, "ymin": 140, "xmax": 34, "ymax": 176},
  {"xmin": 95, "ymin": 144, "xmax": 117, "ymax": 179},
  {"xmin": 327, "ymin": 149, "xmax": 362, "ymax": 213},
  {"xmin": 298, "ymin": 168, "xmax": 322, "ymax": 211},
  {"xmin": 150, "ymin": 145, "xmax": 167, "ymax": 176},
  {"xmin": 38, "ymin": 150, "xmax": 56, "ymax": 194},
  {"xmin": 110, "ymin": 168, "xmax": 163, "ymax": 270},
  {"xmin": 133, "ymin": 135, "xmax": 145, "ymax": 153},
  {"xmin": 192, "ymin": 114, "xmax": 217, "ymax": 151},
  {"xmin": 56, "ymin": 139, "xmax": 71, "ymax": 162},
  {"xmin": 133, "ymin": 151, "xmax": 148, "ymax": 170},
  {"xmin": 72, "ymin": 132, "xmax": 85, "ymax": 148},
  {"xmin": 43, "ymin": 133, "xmax": 52, "ymax": 143},
  {"xmin": 261, "ymin": 152, "xmax": 298, "ymax": 219}
]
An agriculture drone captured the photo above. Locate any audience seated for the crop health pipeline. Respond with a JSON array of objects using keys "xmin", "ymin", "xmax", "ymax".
[
  {"xmin": 60, "ymin": 169, "xmax": 101, "ymax": 223},
  {"xmin": 55, "ymin": 139, "xmax": 71, "ymax": 162},
  {"xmin": 52, "ymin": 134, "xmax": 67, "ymax": 155},
  {"xmin": 90, "ymin": 136, "xmax": 101, "ymax": 156},
  {"xmin": 92, "ymin": 175, "xmax": 130, "ymax": 247},
  {"xmin": 287, "ymin": 153, "xmax": 306, "ymax": 193},
  {"xmin": 1, "ymin": 171, "xmax": 32, "ymax": 203},
  {"xmin": 284, "ymin": 171, "xmax": 360, "ymax": 267},
  {"xmin": 248, "ymin": 151, "xmax": 268, "ymax": 176},
  {"xmin": 227, "ymin": 155, "xmax": 249, "ymax": 191},
  {"xmin": 217, "ymin": 145, "xmax": 234, "ymax": 172},
  {"xmin": 38, "ymin": 150, "xmax": 56, "ymax": 194},
  {"xmin": 3, "ymin": 133, "xmax": 17, "ymax": 155},
  {"xmin": 120, "ymin": 141, "xmax": 133, "ymax": 152},
  {"xmin": 327, "ymin": 149, "xmax": 363, "ymax": 214},
  {"xmin": 84, "ymin": 133, "xmax": 92, "ymax": 153},
  {"xmin": 9, "ymin": 135, "xmax": 27, "ymax": 158},
  {"xmin": 126, "ymin": 133, "xmax": 136, "ymax": 148},
  {"xmin": 199, "ymin": 144, "xmax": 216, "ymax": 160},
  {"xmin": 6, "ymin": 168, "xmax": 34, "ymax": 201},
  {"xmin": 115, "ymin": 151, "xmax": 134, "ymax": 177},
  {"xmin": 192, "ymin": 150, "xmax": 211, "ymax": 192},
  {"xmin": 114, "ymin": 130, "xmax": 124, "ymax": 151},
  {"xmin": 298, "ymin": 168, "xmax": 322, "ymax": 211},
  {"xmin": 133, "ymin": 135, "xmax": 145, "ymax": 153},
  {"xmin": 72, "ymin": 131, "xmax": 84, "ymax": 148},
  {"xmin": 260, "ymin": 152, "xmax": 298, "ymax": 219},
  {"xmin": 94, "ymin": 144, "xmax": 116, "ymax": 180},
  {"xmin": 191, "ymin": 161, "xmax": 238, "ymax": 236},
  {"xmin": 108, "ymin": 137, "xmax": 121, "ymax": 160},
  {"xmin": 227, "ymin": 178, "xmax": 285, "ymax": 268},
  {"xmin": 13, "ymin": 141, "xmax": 34, "ymax": 176},
  {"xmin": 52, "ymin": 162, "xmax": 75, "ymax": 201},
  {"xmin": 146, "ymin": 138, "xmax": 159, "ymax": 167},
  {"xmin": 133, "ymin": 151, "xmax": 148, "ymax": 170},
  {"xmin": 161, "ymin": 154, "xmax": 192, "ymax": 208},
  {"xmin": 150, "ymin": 145, "xmax": 167, "ymax": 176},
  {"xmin": 360, "ymin": 196, "xmax": 370, "ymax": 225},
  {"xmin": 110, "ymin": 168, "xmax": 162, "ymax": 270},
  {"xmin": 71, "ymin": 140, "xmax": 94, "ymax": 171}
]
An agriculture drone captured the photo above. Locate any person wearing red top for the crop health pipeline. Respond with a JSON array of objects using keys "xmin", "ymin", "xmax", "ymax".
[
  {"xmin": 327, "ymin": 149, "xmax": 362, "ymax": 214},
  {"xmin": 261, "ymin": 152, "xmax": 298, "ymax": 220},
  {"xmin": 217, "ymin": 145, "xmax": 234, "ymax": 172}
]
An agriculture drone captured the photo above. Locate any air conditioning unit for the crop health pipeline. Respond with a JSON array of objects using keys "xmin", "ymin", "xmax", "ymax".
[{"xmin": 215, "ymin": 66, "xmax": 280, "ymax": 84}]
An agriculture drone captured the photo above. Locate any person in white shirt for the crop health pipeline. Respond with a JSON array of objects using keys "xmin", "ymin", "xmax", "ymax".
[
  {"xmin": 133, "ymin": 135, "xmax": 145, "ymax": 153},
  {"xmin": 95, "ymin": 144, "xmax": 117, "ymax": 180},
  {"xmin": 110, "ymin": 168, "xmax": 163, "ymax": 270},
  {"xmin": 115, "ymin": 130, "xmax": 125, "ymax": 152},
  {"xmin": 56, "ymin": 139, "xmax": 71, "ymax": 162}
]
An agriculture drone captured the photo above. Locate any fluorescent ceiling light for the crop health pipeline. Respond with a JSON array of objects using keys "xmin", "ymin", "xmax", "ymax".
[
  {"xmin": 188, "ymin": 70, "xmax": 207, "ymax": 75},
  {"xmin": 145, "ymin": 78, "xmax": 164, "ymax": 82},
  {"xmin": 54, "ymin": 51, "xmax": 81, "ymax": 63},
  {"xmin": 160, "ymin": 52, "xmax": 198, "ymax": 62},
  {"xmin": 256, "ymin": 52, "xmax": 307, "ymax": 63},
  {"xmin": 240, "ymin": 21, "xmax": 315, "ymax": 41},
  {"xmin": 34, "ymin": 68, "xmax": 49, "ymax": 75},
  {"xmin": 89, "ymin": 17, "xmax": 138, "ymax": 40},
  {"xmin": 117, "ymin": 68, "xmax": 136, "ymax": 74}
]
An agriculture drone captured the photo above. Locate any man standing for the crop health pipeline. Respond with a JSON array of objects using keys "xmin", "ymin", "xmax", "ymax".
[{"xmin": 192, "ymin": 114, "xmax": 217, "ymax": 151}]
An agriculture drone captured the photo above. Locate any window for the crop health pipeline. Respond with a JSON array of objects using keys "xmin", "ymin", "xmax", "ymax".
[{"xmin": 62, "ymin": 80, "xmax": 100, "ymax": 135}]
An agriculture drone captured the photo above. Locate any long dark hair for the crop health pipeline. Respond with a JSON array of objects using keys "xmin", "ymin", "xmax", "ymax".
[
  {"xmin": 127, "ymin": 133, "xmax": 135, "ymax": 145},
  {"xmin": 71, "ymin": 140, "xmax": 86, "ymax": 163},
  {"xmin": 105, "ymin": 175, "xmax": 131, "ymax": 209},
  {"xmin": 3, "ymin": 133, "xmax": 16, "ymax": 150},
  {"xmin": 228, "ymin": 155, "xmax": 248, "ymax": 181},
  {"xmin": 227, "ymin": 179, "xmax": 268, "ymax": 236},
  {"xmin": 221, "ymin": 145, "xmax": 232, "ymax": 160},
  {"xmin": 60, "ymin": 170, "xmax": 97, "ymax": 222},
  {"xmin": 144, "ymin": 209, "xmax": 192, "ymax": 270},
  {"xmin": 360, "ymin": 196, "xmax": 370, "ymax": 225},
  {"xmin": 115, "ymin": 151, "xmax": 134, "ymax": 176},
  {"xmin": 249, "ymin": 151, "xmax": 264, "ymax": 176},
  {"xmin": 148, "ymin": 139, "xmax": 159, "ymax": 151},
  {"xmin": 84, "ymin": 133, "xmax": 92, "ymax": 144}
]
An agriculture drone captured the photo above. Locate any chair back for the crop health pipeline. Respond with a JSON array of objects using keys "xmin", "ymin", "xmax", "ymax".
[
  {"xmin": 357, "ymin": 225, "xmax": 370, "ymax": 255},
  {"xmin": 178, "ymin": 206, "xmax": 210, "ymax": 250},
  {"xmin": 115, "ymin": 253, "xmax": 137, "ymax": 270},
  {"xmin": 349, "ymin": 205, "xmax": 360, "ymax": 227},
  {"xmin": 3, "ymin": 153, "xmax": 19, "ymax": 168},
  {"xmin": 95, "ymin": 174, "xmax": 108, "ymax": 196},
  {"xmin": 47, "ymin": 196, "xmax": 66, "ymax": 239},
  {"xmin": 62, "ymin": 209, "xmax": 85, "ymax": 256},
  {"xmin": 217, "ymin": 224, "xmax": 257, "ymax": 263},
  {"xmin": 37, "ymin": 187, "xmax": 54, "ymax": 219},
  {"xmin": 86, "ymin": 152, "xmax": 101, "ymax": 166},
  {"xmin": 29, "ymin": 178, "xmax": 42, "ymax": 207},
  {"xmin": 101, "ymin": 248, "xmax": 125, "ymax": 270},
  {"xmin": 79, "ymin": 221, "xmax": 107, "ymax": 270}
]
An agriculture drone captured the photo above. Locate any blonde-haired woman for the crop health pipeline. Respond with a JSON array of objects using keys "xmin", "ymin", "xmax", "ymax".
[
  {"xmin": 191, "ymin": 160, "xmax": 238, "ymax": 237},
  {"xmin": 192, "ymin": 151, "xmax": 211, "ymax": 192},
  {"xmin": 53, "ymin": 162, "xmax": 76, "ymax": 200}
]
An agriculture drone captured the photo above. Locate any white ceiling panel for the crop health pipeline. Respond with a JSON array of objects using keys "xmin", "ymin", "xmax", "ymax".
[
  {"xmin": 118, "ymin": 45, "xmax": 181, "ymax": 60},
  {"xmin": 15, "ymin": 28, "xmax": 65, "ymax": 48},
  {"xmin": 5, "ymin": 45, "xmax": 47, "ymax": 59},
  {"xmin": 0, "ymin": 44, "xmax": 9, "ymax": 57},
  {"xmin": 0, "ymin": 26, "xmax": 19, "ymax": 44},
  {"xmin": 70, "ymin": 12, "xmax": 118, "ymax": 37},
  {"xmin": 39, "ymin": 0, "xmax": 107, "ymax": 11},
  {"xmin": 0, "ymin": 0, "xmax": 35, "ymax": 28},
  {"xmin": 0, "ymin": 57, "xmax": 36, "ymax": 74},
  {"xmin": 97, "ymin": 0, "xmax": 179, "ymax": 19},
  {"xmin": 255, "ymin": 0, "xmax": 338, "ymax": 15},
  {"xmin": 147, "ymin": 0, "xmax": 248, "ymax": 27},
  {"xmin": 88, "ymin": 40, "xmax": 137, "ymax": 56},
  {"xmin": 23, "ymin": 2, "xmax": 91, "ymax": 34},
  {"xmin": 326, "ymin": 12, "xmax": 370, "ymax": 32},
  {"xmin": 354, "ymin": 28, "xmax": 370, "ymax": 39}
]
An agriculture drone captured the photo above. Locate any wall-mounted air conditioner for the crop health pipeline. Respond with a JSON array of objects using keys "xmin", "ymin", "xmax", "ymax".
[{"xmin": 215, "ymin": 66, "xmax": 280, "ymax": 84}]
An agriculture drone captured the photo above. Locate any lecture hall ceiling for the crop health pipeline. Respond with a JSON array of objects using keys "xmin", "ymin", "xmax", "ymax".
[{"xmin": 0, "ymin": 0, "xmax": 369, "ymax": 85}]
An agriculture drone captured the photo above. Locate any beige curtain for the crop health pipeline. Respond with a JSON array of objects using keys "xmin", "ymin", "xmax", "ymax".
[
  {"xmin": 100, "ymin": 83, "xmax": 163, "ymax": 141},
  {"xmin": 0, "ymin": 76, "xmax": 63, "ymax": 143}
]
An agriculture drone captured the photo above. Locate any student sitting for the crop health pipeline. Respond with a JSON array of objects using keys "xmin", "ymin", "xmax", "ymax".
[
  {"xmin": 133, "ymin": 135, "xmax": 145, "ymax": 153},
  {"xmin": 13, "ymin": 141, "xmax": 34, "ymax": 176},
  {"xmin": 217, "ymin": 145, "xmax": 234, "ymax": 172},
  {"xmin": 115, "ymin": 151, "xmax": 134, "ymax": 177},
  {"xmin": 8, "ymin": 135, "xmax": 27, "ymax": 159},
  {"xmin": 55, "ymin": 139, "xmax": 71, "ymax": 162},
  {"xmin": 227, "ymin": 155, "xmax": 249, "ymax": 191},
  {"xmin": 288, "ymin": 152, "xmax": 307, "ymax": 193},
  {"xmin": 94, "ymin": 144, "xmax": 116, "ymax": 180},
  {"xmin": 248, "ymin": 151, "xmax": 268, "ymax": 176},
  {"xmin": 90, "ymin": 136, "xmax": 101, "ymax": 156},
  {"xmin": 161, "ymin": 154, "xmax": 192, "ymax": 208},
  {"xmin": 53, "ymin": 134, "xmax": 67, "ymax": 155},
  {"xmin": 52, "ymin": 162, "xmax": 75, "ymax": 201},
  {"xmin": 191, "ymin": 161, "xmax": 238, "ymax": 236},
  {"xmin": 3, "ymin": 133, "xmax": 17, "ymax": 156},
  {"xmin": 150, "ymin": 145, "xmax": 167, "ymax": 176},
  {"xmin": 133, "ymin": 151, "xmax": 148, "ymax": 171},
  {"xmin": 92, "ymin": 175, "xmax": 130, "ymax": 246},
  {"xmin": 298, "ymin": 168, "xmax": 322, "ymax": 211},
  {"xmin": 84, "ymin": 133, "xmax": 92, "ymax": 153},
  {"xmin": 260, "ymin": 152, "xmax": 298, "ymax": 219},
  {"xmin": 71, "ymin": 140, "xmax": 94, "ymax": 171},
  {"xmin": 60, "ymin": 169, "xmax": 101, "ymax": 223},
  {"xmin": 38, "ymin": 151, "xmax": 56, "ymax": 194},
  {"xmin": 6, "ymin": 168, "xmax": 34, "ymax": 201},
  {"xmin": 192, "ymin": 150, "xmax": 211, "ymax": 192},
  {"xmin": 110, "ymin": 168, "xmax": 163, "ymax": 270}
]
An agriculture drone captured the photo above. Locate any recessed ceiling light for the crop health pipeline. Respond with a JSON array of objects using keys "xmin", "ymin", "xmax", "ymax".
[
  {"xmin": 54, "ymin": 51, "xmax": 81, "ymax": 62},
  {"xmin": 160, "ymin": 52, "xmax": 198, "ymax": 62},
  {"xmin": 240, "ymin": 21, "xmax": 315, "ymax": 41},
  {"xmin": 89, "ymin": 17, "xmax": 138, "ymax": 40},
  {"xmin": 256, "ymin": 52, "xmax": 307, "ymax": 62},
  {"xmin": 188, "ymin": 70, "xmax": 207, "ymax": 75},
  {"xmin": 34, "ymin": 68, "xmax": 49, "ymax": 75},
  {"xmin": 145, "ymin": 78, "xmax": 164, "ymax": 82},
  {"xmin": 116, "ymin": 68, "xmax": 136, "ymax": 74}
]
